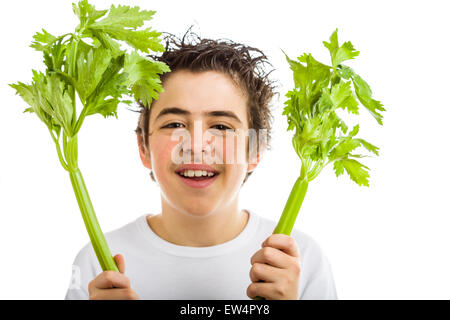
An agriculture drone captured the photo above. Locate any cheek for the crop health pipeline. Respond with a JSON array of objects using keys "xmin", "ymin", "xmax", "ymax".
[{"xmin": 150, "ymin": 136, "xmax": 179, "ymax": 179}]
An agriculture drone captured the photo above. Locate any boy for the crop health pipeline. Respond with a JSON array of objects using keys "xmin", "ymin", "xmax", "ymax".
[{"xmin": 65, "ymin": 31, "xmax": 337, "ymax": 300}]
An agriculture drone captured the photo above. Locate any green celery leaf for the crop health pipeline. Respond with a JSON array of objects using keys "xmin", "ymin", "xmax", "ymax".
[
  {"xmin": 92, "ymin": 4, "xmax": 155, "ymax": 29},
  {"xmin": 348, "ymin": 124, "xmax": 360, "ymax": 137},
  {"xmin": 351, "ymin": 74, "xmax": 386, "ymax": 125},
  {"xmin": 341, "ymin": 158, "xmax": 370, "ymax": 187},
  {"xmin": 294, "ymin": 111, "xmax": 336, "ymax": 163},
  {"xmin": 335, "ymin": 65, "xmax": 384, "ymax": 123},
  {"xmin": 35, "ymin": 73, "xmax": 74, "ymax": 135},
  {"xmin": 9, "ymin": 81, "xmax": 53, "ymax": 128},
  {"xmin": 284, "ymin": 51, "xmax": 330, "ymax": 94},
  {"xmin": 330, "ymin": 81, "xmax": 359, "ymax": 114},
  {"xmin": 75, "ymin": 47, "xmax": 112, "ymax": 103},
  {"xmin": 88, "ymin": 98, "xmax": 121, "ymax": 118},
  {"xmin": 317, "ymin": 87, "xmax": 333, "ymax": 113},
  {"xmin": 10, "ymin": 72, "xmax": 73, "ymax": 135},
  {"xmin": 323, "ymin": 28, "xmax": 360, "ymax": 69},
  {"xmin": 333, "ymin": 159, "xmax": 345, "ymax": 177},
  {"xmin": 84, "ymin": 53, "xmax": 128, "ymax": 118},
  {"xmin": 124, "ymin": 51, "xmax": 170, "ymax": 107},
  {"xmin": 348, "ymin": 154, "xmax": 370, "ymax": 159},
  {"xmin": 282, "ymin": 28, "xmax": 385, "ymax": 191},
  {"xmin": 320, "ymin": 81, "xmax": 359, "ymax": 115},
  {"xmin": 297, "ymin": 53, "xmax": 331, "ymax": 92},
  {"xmin": 328, "ymin": 137, "xmax": 361, "ymax": 161},
  {"xmin": 283, "ymin": 51, "xmax": 331, "ymax": 119},
  {"xmin": 336, "ymin": 65, "xmax": 354, "ymax": 79},
  {"xmin": 88, "ymin": 29, "xmax": 122, "ymax": 57},
  {"xmin": 353, "ymin": 138, "xmax": 380, "ymax": 156},
  {"xmin": 30, "ymin": 29, "xmax": 57, "ymax": 52},
  {"xmin": 73, "ymin": 0, "xmax": 108, "ymax": 30},
  {"xmin": 283, "ymin": 88, "xmax": 308, "ymax": 127},
  {"xmin": 88, "ymin": 5, "xmax": 164, "ymax": 53},
  {"xmin": 334, "ymin": 113, "xmax": 348, "ymax": 134}
]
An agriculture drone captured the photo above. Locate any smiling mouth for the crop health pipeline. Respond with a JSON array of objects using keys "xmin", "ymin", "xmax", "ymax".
[{"xmin": 176, "ymin": 172, "xmax": 219, "ymax": 180}]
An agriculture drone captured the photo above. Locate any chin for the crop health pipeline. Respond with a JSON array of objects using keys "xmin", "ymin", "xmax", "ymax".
[{"xmin": 176, "ymin": 200, "xmax": 219, "ymax": 219}]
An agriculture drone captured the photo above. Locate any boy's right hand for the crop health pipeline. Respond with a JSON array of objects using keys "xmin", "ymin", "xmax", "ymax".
[{"xmin": 88, "ymin": 254, "xmax": 139, "ymax": 300}]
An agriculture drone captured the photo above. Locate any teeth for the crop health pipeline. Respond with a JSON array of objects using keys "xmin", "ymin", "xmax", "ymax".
[
  {"xmin": 180, "ymin": 169, "xmax": 216, "ymax": 177},
  {"xmin": 194, "ymin": 170, "xmax": 203, "ymax": 177}
]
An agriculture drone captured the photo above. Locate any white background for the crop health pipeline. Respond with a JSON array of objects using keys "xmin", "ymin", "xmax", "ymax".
[{"xmin": 0, "ymin": 0, "xmax": 449, "ymax": 299}]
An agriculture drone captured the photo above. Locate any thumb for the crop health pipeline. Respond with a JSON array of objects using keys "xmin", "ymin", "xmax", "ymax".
[{"xmin": 114, "ymin": 254, "xmax": 126, "ymax": 274}]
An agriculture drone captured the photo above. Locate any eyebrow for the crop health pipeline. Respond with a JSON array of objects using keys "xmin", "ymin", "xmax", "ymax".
[{"xmin": 155, "ymin": 107, "xmax": 242, "ymax": 124}]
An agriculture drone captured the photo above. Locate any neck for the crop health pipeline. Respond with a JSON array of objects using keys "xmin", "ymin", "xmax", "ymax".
[{"xmin": 147, "ymin": 200, "xmax": 249, "ymax": 247}]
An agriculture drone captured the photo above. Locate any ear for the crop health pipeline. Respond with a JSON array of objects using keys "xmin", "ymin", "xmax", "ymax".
[
  {"xmin": 137, "ymin": 133, "xmax": 152, "ymax": 170},
  {"xmin": 247, "ymin": 142, "xmax": 265, "ymax": 174}
]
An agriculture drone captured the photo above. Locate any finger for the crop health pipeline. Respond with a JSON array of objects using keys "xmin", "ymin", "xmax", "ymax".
[
  {"xmin": 94, "ymin": 271, "xmax": 130, "ymax": 289},
  {"xmin": 90, "ymin": 288, "xmax": 139, "ymax": 300},
  {"xmin": 262, "ymin": 234, "xmax": 300, "ymax": 258},
  {"xmin": 250, "ymin": 247, "xmax": 294, "ymax": 269},
  {"xmin": 249, "ymin": 262, "xmax": 283, "ymax": 283},
  {"xmin": 246, "ymin": 282, "xmax": 279, "ymax": 300},
  {"xmin": 114, "ymin": 254, "xmax": 126, "ymax": 274}
]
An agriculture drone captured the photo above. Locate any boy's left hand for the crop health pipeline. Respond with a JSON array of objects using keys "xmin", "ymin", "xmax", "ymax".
[{"xmin": 247, "ymin": 234, "xmax": 301, "ymax": 300}]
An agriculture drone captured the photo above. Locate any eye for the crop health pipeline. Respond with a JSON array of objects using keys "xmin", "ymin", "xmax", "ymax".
[
  {"xmin": 212, "ymin": 124, "xmax": 234, "ymax": 131},
  {"xmin": 162, "ymin": 122, "xmax": 185, "ymax": 129}
]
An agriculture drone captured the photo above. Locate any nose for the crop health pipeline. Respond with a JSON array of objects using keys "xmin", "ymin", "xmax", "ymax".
[{"xmin": 181, "ymin": 119, "xmax": 211, "ymax": 160}]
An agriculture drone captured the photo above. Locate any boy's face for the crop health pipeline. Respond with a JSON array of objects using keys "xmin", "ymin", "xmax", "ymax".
[{"xmin": 138, "ymin": 70, "xmax": 262, "ymax": 217}]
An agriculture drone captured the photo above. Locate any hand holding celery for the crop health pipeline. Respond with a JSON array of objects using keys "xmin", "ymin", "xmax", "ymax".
[
  {"xmin": 254, "ymin": 29, "xmax": 385, "ymax": 300},
  {"xmin": 9, "ymin": 0, "xmax": 170, "ymax": 271},
  {"xmin": 275, "ymin": 29, "xmax": 386, "ymax": 236},
  {"xmin": 88, "ymin": 254, "xmax": 139, "ymax": 299}
]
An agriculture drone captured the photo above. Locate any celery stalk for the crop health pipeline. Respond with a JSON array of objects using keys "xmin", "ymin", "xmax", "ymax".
[
  {"xmin": 9, "ymin": 1, "xmax": 169, "ymax": 273},
  {"xmin": 253, "ymin": 176, "xmax": 308, "ymax": 300},
  {"xmin": 69, "ymin": 168, "xmax": 118, "ymax": 272},
  {"xmin": 254, "ymin": 29, "xmax": 385, "ymax": 300},
  {"xmin": 274, "ymin": 177, "xmax": 309, "ymax": 235}
]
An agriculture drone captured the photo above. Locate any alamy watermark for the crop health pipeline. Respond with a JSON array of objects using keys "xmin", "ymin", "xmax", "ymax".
[{"xmin": 68, "ymin": 264, "xmax": 81, "ymax": 290}]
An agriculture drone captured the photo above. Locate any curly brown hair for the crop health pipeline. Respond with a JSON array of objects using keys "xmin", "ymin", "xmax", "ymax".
[{"xmin": 134, "ymin": 28, "xmax": 278, "ymax": 184}]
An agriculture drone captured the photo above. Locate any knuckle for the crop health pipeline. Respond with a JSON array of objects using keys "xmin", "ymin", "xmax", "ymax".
[
  {"xmin": 120, "ymin": 274, "xmax": 131, "ymax": 287},
  {"xmin": 287, "ymin": 237, "xmax": 297, "ymax": 249},
  {"xmin": 250, "ymin": 253, "xmax": 257, "ymax": 265},
  {"xmin": 249, "ymin": 266, "xmax": 255, "ymax": 279},
  {"xmin": 251, "ymin": 263, "xmax": 264, "ymax": 280},
  {"xmin": 246, "ymin": 283, "xmax": 256, "ymax": 298},
  {"xmin": 291, "ymin": 260, "xmax": 301, "ymax": 276},
  {"xmin": 252, "ymin": 263, "xmax": 261, "ymax": 275},
  {"xmin": 265, "ymin": 235, "xmax": 273, "ymax": 246},
  {"xmin": 262, "ymin": 247, "xmax": 274, "ymax": 262},
  {"xmin": 249, "ymin": 265, "xmax": 257, "ymax": 281},
  {"xmin": 103, "ymin": 271, "xmax": 115, "ymax": 283}
]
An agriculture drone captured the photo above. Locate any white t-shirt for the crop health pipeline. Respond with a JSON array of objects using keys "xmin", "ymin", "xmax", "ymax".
[{"xmin": 64, "ymin": 209, "xmax": 337, "ymax": 300}]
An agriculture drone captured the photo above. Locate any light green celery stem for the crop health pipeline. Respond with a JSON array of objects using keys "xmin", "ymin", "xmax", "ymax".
[
  {"xmin": 69, "ymin": 168, "xmax": 118, "ymax": 272},
  {"xmin": 253, "ymin": 175, "xmax": 309, "ymax": 300},
  {"xmin": 48, "ymin": 128, "xmax": 69, "ymax": 171},
  {"xmin": 308, "ymin": 161, "xmax": 323, "ymax": 182},
  {"xmin": 274, "ymin": 176, "xmax": 309, "ymax": 235}
]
